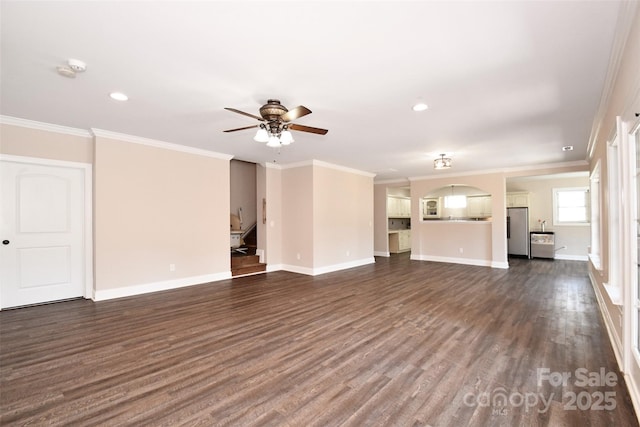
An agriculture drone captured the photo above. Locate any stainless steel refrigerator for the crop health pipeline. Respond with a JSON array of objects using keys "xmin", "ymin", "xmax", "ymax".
[{"xmin": 507, "ymin": 207, "xmax": 529, "ymax": 257}]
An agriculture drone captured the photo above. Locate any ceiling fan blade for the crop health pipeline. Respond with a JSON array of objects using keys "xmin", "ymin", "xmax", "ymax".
[
  {"xmin": 224, "ymin": 107, "xmax": 265, "ymax": 122},
  {"xmin": 288, "ymin": 123, "xmax": 328, "ymax": 135},
  {"xmin": 223, "ymin": 124, "xmax": 259, "ymax": 133},
  {"xmin": 280, "ymin": 105, "xmax": 312, "ymax": 122}
]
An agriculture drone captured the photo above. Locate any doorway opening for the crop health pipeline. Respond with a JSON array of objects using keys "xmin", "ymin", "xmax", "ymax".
[{"xmin": 230, "ymin": 160, "xmax": 265, "ymax": 276}]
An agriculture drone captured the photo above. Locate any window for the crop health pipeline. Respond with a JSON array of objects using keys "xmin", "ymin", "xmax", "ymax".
[
  {"xmin": 444, "ymin": 195, "xmax": 466, "ymax": 209},
  {"xmin": 553, "ymin": 187, "xmax": 590, "ymax": 225}
]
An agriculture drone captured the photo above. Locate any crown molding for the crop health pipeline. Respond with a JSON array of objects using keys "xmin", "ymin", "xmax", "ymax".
[
  {"xmin": 311, "ymin": 159, "xmax": 376, "ymax": 178},
  {"xmin": 0, "ymin": 116, "xmax": 234, "ymax": 161},
  {"xmin": 262, "ymin": 161, "xmax": 282, "ymax": 170},
  {"xmin": 374, "ymin": 178, "xmax": 411, "ymax": 186},
  {"xmin": 279, "ymin": 159, "xmax": 375, "ymax": 178},
  {"xmin": 586, "ymin": 1, "xmax": 639, "ymax": 160},
  {"xmin": 278, "ymin": 160, "xmax": 314, "ymax": 170},
  {"xmin": 408, "ymin": 160, "xmax": 588, "ymax": 182},
  {"xmin": 91, "ymin": 128, "xmax": 234, "ymax": 160},
  {"xmin": 0, "ymin": 115, "xmax": 92, "ymax": 138}
]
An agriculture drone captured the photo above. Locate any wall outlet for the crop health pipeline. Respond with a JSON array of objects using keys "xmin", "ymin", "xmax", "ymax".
[
  {"xmin": 296, "ymin": 253, "xmax": 301, "ymax": 260},
  {"xmin": 169, "ymin": 263, "xmax": 176, "ymax": 272},
  {"xmin": 459, "ymin": 248, "xmax": 464, "ymax": 254},
  {"xmin": 346, "ymin": 250, "xmax": 350, "ymax": 257}
]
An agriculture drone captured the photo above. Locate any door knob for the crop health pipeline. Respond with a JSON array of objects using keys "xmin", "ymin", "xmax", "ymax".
[{"xmin": 2, "ymin": 240, "xmax": 9, "ymax": 245}]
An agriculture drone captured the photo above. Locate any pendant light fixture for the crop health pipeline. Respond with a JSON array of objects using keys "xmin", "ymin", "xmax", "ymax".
[{"xmin": 434, "ymin": 153, "xmax": 452, "ymax": 170}]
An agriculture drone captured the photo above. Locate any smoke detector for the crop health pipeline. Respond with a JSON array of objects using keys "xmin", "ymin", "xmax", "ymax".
[
  {"xmin": 56, "ymin": 59, "xmax": 86, "ymax": 78},
  {"xmin": 56, "ymin": 66, "xmax": 76, "ymax": 78},
  {"xmin": 67, "ymin": 59, "xmax": 86, "ymax": 73}
]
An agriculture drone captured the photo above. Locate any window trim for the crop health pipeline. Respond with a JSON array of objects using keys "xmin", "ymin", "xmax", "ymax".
[{"xmin": 552, "ymin": 186, "xmax": 590, "ymax": 226}]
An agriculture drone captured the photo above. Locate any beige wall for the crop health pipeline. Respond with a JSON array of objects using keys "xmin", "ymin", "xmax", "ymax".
[
  {"xmin": 280, "ymin": 161, "xmax": 374, "ymax": 273},
  {"xmin": 373, "ymin": 183, "xmax": 392, "ymax": 255},
  {"xmin": 1, "ymin": 121, "xmax": 233, "ymax": 298},
  {"xmin": 256, "ymin": 164, "xmax": 267, "ymax": 261},
  {"xmin": 417, "ymin": 221, "xmax": 492, "ymax": 262},
  {"xmin": 588, "ymin": 5, "xmax": 640, "ymax": 393},
  {"xmin": 1, "ymin": 123, "xmax": 93, "ymax": 163},
  {"xmin": 281, "ymin": 165, "xmax": 314, "ymax": 268},
  {"xmin": 507, "ymin": 174, "xmax": 590, "ymax": 259},
  {"xmin": 410, "ymin": 172, "xmax": 508, "ymax": 267},
  {"xmin": 94, "ymin": 135, "xmax": 231, "ymax": 291},
  {"xmin": 374, "ymin": 168, "xmax": 591, "ymax": 267},
  {"xmin": 312, "ymin": 164, "xmax": 374, "ymax": 268},
  {"xmin": 261, "ymin": 163, "xmax": 283, "ymax": 267}
]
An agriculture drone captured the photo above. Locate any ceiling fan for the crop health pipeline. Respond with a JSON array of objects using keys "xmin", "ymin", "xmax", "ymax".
[{"xmin": 223, "ymin": 99, "xmax": 328, "ymax": 147}]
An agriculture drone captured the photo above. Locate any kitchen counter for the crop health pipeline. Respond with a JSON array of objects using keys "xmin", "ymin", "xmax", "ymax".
[{"xmin": 422, "ymin": 217, "xmax": 492, "ymax": 222}]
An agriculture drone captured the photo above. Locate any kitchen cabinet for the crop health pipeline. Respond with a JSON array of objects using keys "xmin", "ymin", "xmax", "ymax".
[
  {"xmin": 388, "ymin": 196, "xmax": 410, "ymax": 218},
  {"xmin": 467, "ymin": 195, "xmax": 492, "ymax": 217},
  {"xmin": 389, "ymin": 230, "xmax": 411, "ymax": 253},
  {"xmin": 422, "ymin": 198, "xmax": 439, "ymax": 218},
  {"xmin": 507, "ymin": 192, "xmax": 529, "ymax": 207}
]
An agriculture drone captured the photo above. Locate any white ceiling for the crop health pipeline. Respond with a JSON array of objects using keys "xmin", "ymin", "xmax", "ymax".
[{"xmin": 0, "ymin": 1, "xmax": 623, "ymax": 181}]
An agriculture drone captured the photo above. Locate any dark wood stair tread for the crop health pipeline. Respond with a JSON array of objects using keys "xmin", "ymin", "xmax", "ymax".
[
  {"xmin": 231, "ymin": 262, "xmax": 266, "ymax": 276},
  {"xmin": 231, "ymin": 253, "xmax": 266, "ymax": 276},
  {"xmin": 231, "ymin": 255, "xmax": 260, "ymax": 267}
]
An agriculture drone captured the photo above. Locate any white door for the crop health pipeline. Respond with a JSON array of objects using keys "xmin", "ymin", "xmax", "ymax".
[{"xmin": 0, "ymin": 159, "xmax": 86, "ymax": 308}]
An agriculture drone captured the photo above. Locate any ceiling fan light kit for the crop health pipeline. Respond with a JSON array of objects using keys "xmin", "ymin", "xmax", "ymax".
[
  {"xmin": 253, "ymin": 125, "xmax": 269, "ymax": 143},
  {"xmin": 225, "ymin": 99, "xmax": 327, "ymax": 148},
  {"xmin": 279, "ymin": 128, "xmax": 294, "ymax": 145}
]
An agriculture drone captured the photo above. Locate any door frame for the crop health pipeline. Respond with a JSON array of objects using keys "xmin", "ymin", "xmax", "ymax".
[{"xmin": 0, "ymin": 154, "xmax": 93, "ymax": 307}]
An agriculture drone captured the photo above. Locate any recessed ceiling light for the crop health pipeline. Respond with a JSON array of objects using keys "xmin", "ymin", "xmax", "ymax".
[
  {"xmin": 109, "ymin": 92, "xmax": 128, "ymax": 101},
  {"xmin": 412, "ymin": 103, "xmax": 429, "ymax": 112},
  {"xmin": 562, "ymin": 145, "xmax": 573, "ymax": 151}
]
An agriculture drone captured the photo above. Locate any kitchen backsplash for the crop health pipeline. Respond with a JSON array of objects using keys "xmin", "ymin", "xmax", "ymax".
[{"xmin": 388, "ymin": 218, "xmax": 410, "ymax": 230}]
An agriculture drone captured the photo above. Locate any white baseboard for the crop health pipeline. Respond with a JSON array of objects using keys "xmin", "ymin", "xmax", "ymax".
[
  {"xmin": 554, "ymin": 254, "xmax": 589, "ymax": 261},
  {"xmin": 588, "ymin": 270, "xmax": 640, "ymax": 421},
  {"xmin": 266, "ymin": 263, "xmax": 284, "ymax": 273},
  {"xmin": 588, "ymin": 270, "xmax": 624, "ymax": 373},
  {"xmin": 311, "ymin": 257, "xmax": 375, "ymax": 275},
  {"xmin": 281, "ymin": 257, "xmax": 375, "ymax": 276},
  {"xmin": 491, "ymin": 261, "xmax": 510, "ymax": 269},
  {"xmin": 93, "ymin": 271, "xmax": 232, "ymax": 301},
  {"xmin": 374, "ymin": 251, "xmax": 390, "ymax": 257},
  {"xmin": 625, "ymin": 372, "xmax": 640, "ymax": 424},
  {"xmin": 410, "ymin": 254, "xmax": 493, "ymax": 268},
  {"xmin": 280, "ymin": 264, "xmax": 315, "ymax": 275}
]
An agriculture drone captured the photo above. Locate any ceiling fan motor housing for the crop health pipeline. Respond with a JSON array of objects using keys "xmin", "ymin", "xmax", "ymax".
[{"xmin": 259, "ymin": 99, "xmax": 288, "ymax": 121}]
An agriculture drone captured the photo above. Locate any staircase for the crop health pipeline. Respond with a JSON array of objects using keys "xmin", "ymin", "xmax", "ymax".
[
  {"xmin": 242, "ymin": 224, "xmax": 258, "ymax": 255},
  {"xmin": 231, "ymin": 253, "xmax": 266, "ymax": 277}
]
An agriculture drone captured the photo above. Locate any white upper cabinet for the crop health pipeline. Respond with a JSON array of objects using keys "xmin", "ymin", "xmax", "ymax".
[
  {"xmin": 507, "ymin": 192, "xmax": 530, "ymax": 207},
  {"xmin": 467, "ymin": 195, "xmax": 492, "ymax": 217},
  {"xmin": 388, "ymin": 196, "xmax": 410, "ymax": 218}
]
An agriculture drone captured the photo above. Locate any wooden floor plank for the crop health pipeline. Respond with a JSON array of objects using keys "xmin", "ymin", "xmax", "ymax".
[{"xmin": 1, "ymin": 254, "xmax": 637, "ymax": 426}]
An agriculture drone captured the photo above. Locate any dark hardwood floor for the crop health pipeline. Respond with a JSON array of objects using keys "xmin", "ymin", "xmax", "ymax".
[{"xmin": 1, "ymin": 254, "xmax": 637, "ymax": 426}]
